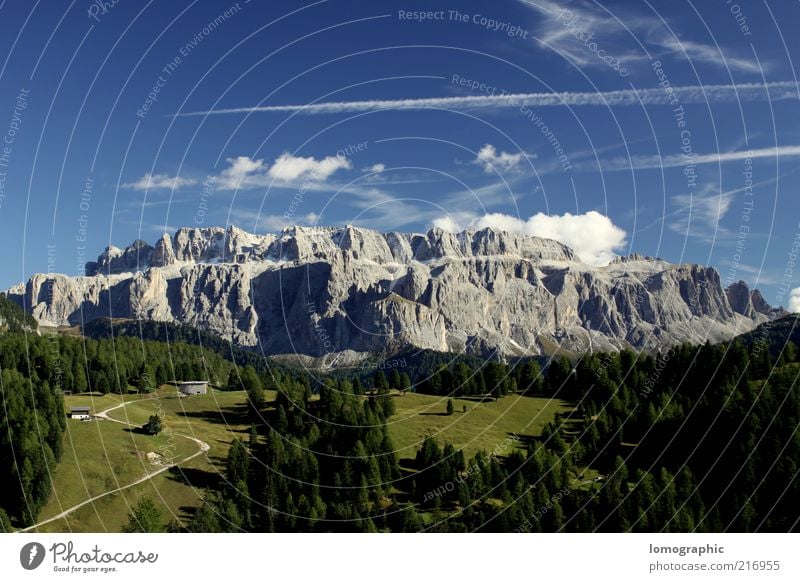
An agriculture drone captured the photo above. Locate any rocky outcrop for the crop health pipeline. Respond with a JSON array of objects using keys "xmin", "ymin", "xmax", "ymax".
[
  {"xmin": 726, "ymin": 280, "xmax": 773, "ymax": 318},
  {"xmin": 7, "ymin": 225, "xmax": 783, "ymax": 359}
]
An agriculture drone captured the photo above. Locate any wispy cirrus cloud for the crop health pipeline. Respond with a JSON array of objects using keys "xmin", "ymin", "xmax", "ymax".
[
  {"xmin": 122, "ymin": 173, "xmax": 198, "ymax": 191},
  {"xmin": 172, "ymin": 81, "xmax": 798, "ymax": 117},
  {"xmin": 518, "ymin": 0, "xmax": 647, "ymax": 71},
  {"xmin": 576, "ymin": 145, "xmax": 800, "ymax": 173},
  {"xmin": 519, "ymin": 0, "xmax": 768, "ymax": 74},
  {"xmin": 653, "ymin": 37, "xmax": 765, "ymax": 75},
  {"xmin": 670, "ymin": 186, "xmax": 735, "ymax": 237}
]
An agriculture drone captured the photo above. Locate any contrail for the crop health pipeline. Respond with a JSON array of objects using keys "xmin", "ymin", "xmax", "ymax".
[
  {"xmin": 173, "ymin": 81, "xmax": 799, "ymax": 117},
  {"xmin": 575, "ymin": 145, "xmax": 800, "ymax": 172}
]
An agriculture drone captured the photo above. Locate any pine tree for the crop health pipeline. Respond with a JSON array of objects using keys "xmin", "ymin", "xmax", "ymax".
[
  {"xmin": 373, "ymin": 370, "xmax": 388, "ymax": 393},
  {"xmin": 136, "ymin": 363, "xmax": 155, "ymax": 393},
  {"xmin": 123, "ymin": 497, "xmax": 165, "ymax": 532},
  {"xmin": 389, "ymin": 368, "xmax": 402, "ymax": 390},
  {"xmin": 142, "ymin": 414, "xmax": 162, "ymax": 435}
]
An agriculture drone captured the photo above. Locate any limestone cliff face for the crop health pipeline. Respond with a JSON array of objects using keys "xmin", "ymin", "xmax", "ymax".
[{"xmin": 7, "ymin": 225, "xmax": 781, "ymax": 359}]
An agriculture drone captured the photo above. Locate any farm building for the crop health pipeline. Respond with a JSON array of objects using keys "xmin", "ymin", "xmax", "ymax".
[
  {"xmin": 68, "ymin": 406, "xmax": 91, "ymax": 420},
  {"xmin": 177, "ymin": 381, "xmax": 208, "ymax": 396}
]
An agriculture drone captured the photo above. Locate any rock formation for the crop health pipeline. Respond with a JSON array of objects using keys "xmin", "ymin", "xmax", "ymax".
[{"xmin": 7, "ymin": 225, "xmax": 782, "ymax": 361}]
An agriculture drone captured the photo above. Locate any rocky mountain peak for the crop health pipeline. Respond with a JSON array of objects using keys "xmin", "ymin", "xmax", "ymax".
[
  {"xmin": 726, "ymin": 280, "xmax": 775, "ymax": 318},
  {"xmin": 11, "ymin": 224, "xmax": 784, "ymax": 361}
]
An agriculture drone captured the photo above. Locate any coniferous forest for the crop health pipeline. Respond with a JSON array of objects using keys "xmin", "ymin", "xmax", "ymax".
[{"xmin": 185, "ymin": 322, "xmax": 800, "ymax": 533}]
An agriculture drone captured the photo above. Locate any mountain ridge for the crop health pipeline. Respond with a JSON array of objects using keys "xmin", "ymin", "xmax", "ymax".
[{"xmin": 7, "ymin": 224, "xmax": 783, "ymax": 361}]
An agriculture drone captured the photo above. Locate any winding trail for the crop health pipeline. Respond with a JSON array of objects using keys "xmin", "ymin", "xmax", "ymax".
[{"xmin": 19, "ymin": 399, "xmax": 209, "ymax": 532}]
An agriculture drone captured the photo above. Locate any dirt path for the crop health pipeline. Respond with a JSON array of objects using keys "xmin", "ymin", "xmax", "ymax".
[{"xmin": 19, "ymin": 400, "xmax": 209, "ymax": 532}]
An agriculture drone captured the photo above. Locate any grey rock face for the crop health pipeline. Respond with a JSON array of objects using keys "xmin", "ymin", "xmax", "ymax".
[
  {"xmin": 726, "ymin": 280, "xmax": 774, "ymax": 318},
  {"xmin": 7, "ymin": 225, "xmax": 782, "ymax": 359}
]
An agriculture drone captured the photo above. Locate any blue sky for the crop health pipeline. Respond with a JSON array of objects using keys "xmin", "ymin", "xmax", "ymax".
[{"xmin": 1, "ymin": 0, "xmax": 800, "ymax": 308}]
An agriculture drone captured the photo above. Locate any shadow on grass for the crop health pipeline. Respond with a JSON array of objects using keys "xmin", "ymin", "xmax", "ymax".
[
  {"xmin": 456, "ymin": 395, "xmax": 498, "ymax": 403},
  {"xmin": 166, "ymin": 465, "xmax": 223, "ymax": 491},
  {"xmin": 510, "ymin": 432, "xmax": 540, "ymax": 448},
  {"xmin": 122, "ymin": 426, "xmax": 149, "ymax": 435},
  {"xmin": 175, "ymin": 406, "xmax": 250, "ymax": 426}
]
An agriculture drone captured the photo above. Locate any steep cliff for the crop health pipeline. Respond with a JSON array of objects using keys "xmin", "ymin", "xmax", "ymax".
[{"xmin": 7, "ymin": 225, "xmax": 781, "ymax": 359}]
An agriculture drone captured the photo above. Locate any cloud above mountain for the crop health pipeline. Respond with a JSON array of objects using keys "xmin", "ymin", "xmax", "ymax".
[
  {"xmin": 473, "ymin": 144, "xmax": 530, "ymax": 173},
  {"xmin": 789, "ymin": 288, "xmax": 800, "ymax": 312},
  {"xmin": 434, "ymin": 210, "xmax": 627, "ymax": 266},
  {"xmin": 213, "ymin": 153, "xmax": 352, "ymax": 190}
]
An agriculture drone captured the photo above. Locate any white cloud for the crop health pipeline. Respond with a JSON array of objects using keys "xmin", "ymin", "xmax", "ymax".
[
  {"xmin": 363, "ymin": 163, "xmax": 385, "ymax": 173},
  {"xmin": 268, "ymin": 152, "xmax": 351, "ymax": 182},
  {"xmin": 434, "ymin": 210, "xmax": 627, "ymax": 266},
  {"xmin": 672, "ymin": 188, "xmax": 735, "ymax": 228},
  {"xmin": 173, "ymin": 81, "xmax": 797, "ymax": 117},
  {"xmin": 473, "ymin": 144, "xmax": 529, "ymax": 173},
  {"xmin": 214, "ymin": 156, "xmax": 265, "ymax": 190},
  {"xmin": 213, "ymin": 153, "xmax": 352, "ymax": 190},
  {"xmin": 789, "ymin": 288, "xmax": 800, "ymax": 313},
  {"xmin": 432, "ymin": 215, "xmax": 463, "ymax": 232},
  {"xmin": 122, "ymin": 173, "xmax": 198, "ymax": 191}
]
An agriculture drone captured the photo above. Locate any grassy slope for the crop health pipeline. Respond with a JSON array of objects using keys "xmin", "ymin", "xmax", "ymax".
[
  {"xmin": 40, "ymin": 388, "xmax": 569, "ymax": 531},
  {"xmin": 37, "ymin": 388, "xmax": 255, "ymax": 532},
  {"xmin": 388, "ymin": 392, "xmax": 570, "ymax": 460}
]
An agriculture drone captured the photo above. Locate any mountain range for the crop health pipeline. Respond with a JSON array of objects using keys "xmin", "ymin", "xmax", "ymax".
[{"xmin": 7, "ymin": 225, "xmax": 781, "ymax": 365}]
